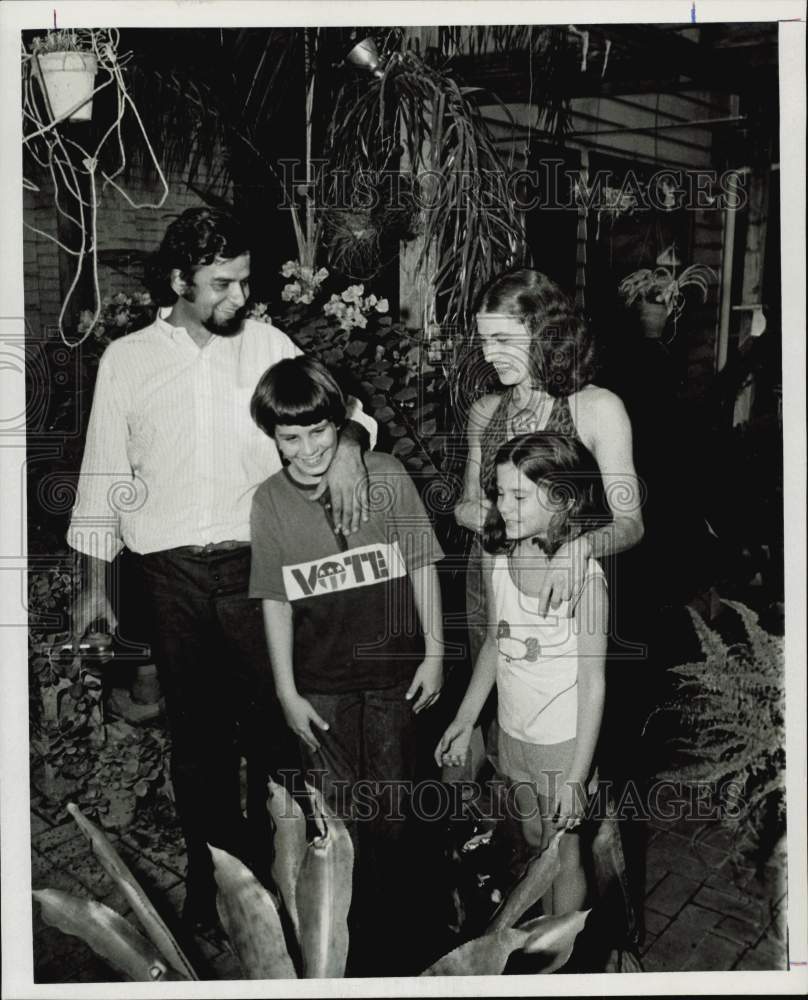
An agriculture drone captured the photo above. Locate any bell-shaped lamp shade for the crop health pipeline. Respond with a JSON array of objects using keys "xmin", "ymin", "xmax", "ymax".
[{"xmin": 346, "ymin": 37, "xmax": 384, "ymax": 78}]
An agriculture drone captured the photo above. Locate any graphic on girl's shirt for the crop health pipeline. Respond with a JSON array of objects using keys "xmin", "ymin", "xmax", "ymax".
[{"xmin": 496, "ymin": 619, "xmax": 540, "ymax": 663}]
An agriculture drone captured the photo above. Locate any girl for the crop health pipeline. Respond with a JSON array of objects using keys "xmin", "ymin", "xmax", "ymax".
[{"xmin": 437, "ymin": 431, "xmax": 611, "ymax": 916}]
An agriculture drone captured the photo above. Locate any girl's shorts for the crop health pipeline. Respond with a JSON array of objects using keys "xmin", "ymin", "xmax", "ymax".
[{"xmin": 497, "ymin": 727, "xmax": 597, "ymax": 805}]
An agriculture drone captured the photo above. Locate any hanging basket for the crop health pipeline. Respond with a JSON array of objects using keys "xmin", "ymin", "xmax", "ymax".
[
  {"xmin": 34, "ymin": 51, "xmax": 98, "ymax": 122},
  {"xmin": 637, "ymin": 300, "xmax": 669, "ymax": 340}
]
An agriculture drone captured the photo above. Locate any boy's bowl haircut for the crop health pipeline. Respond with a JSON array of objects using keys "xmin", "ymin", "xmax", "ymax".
[{"xmin": 251, "ymin": 355, "xmax": 348, "ymax": 438}]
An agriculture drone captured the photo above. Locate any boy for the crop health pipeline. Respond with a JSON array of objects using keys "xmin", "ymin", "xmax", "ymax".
[{"xmin": 248, "ymin": 356, "xmax": 444, "ymax": 973}]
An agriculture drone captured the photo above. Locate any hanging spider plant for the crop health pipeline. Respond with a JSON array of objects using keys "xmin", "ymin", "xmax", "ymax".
[{"xmin": 618, "ymin": 254, "xmax": 717, "ymax": 321}]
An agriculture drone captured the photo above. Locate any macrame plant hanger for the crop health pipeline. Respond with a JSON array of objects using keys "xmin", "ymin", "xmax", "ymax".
[{"xmin": 22, "ymin": 29, "xmax": 169, "ymax": 347}]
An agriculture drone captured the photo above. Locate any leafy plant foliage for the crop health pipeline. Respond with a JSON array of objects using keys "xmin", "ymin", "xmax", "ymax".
[
  {"xmin": 34, "ymin": 790, "xmax": 590, "ymax": 981},
  {"xmin": 644, "ymin": 599, "xmax": 786, "ymax": 861}
]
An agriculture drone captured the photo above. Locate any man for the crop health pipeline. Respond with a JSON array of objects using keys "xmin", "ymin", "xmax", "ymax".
[{"xmin": 68, "ymin": 207, "xmax": 375, "ymax": 929}]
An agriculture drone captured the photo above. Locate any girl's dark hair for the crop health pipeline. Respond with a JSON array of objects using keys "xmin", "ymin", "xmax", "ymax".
[
  {"xmin": 476, "ymin": 268, "xmax": 596, "ymax": 397},
  {"xmin": 251, "ymin": 356, "xmax": 347, "ymax": 438},
  {"xmin": 483, "ymin": 432, "xmax": 612, "ymax": 556},
  {"xmin": 145, "ymin": 207, "xmax": 251, "ymax": 306}
]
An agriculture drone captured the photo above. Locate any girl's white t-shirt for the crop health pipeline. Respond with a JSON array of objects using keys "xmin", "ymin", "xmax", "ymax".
[{"xmin": 491, "ymin": 553, "xmax": 606, "ymax": 745}]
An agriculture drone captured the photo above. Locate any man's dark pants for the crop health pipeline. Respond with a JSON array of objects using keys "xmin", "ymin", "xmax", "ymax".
[{"xmin": 138, "ymin": 544, "xmax": 298, "ymax": 914}]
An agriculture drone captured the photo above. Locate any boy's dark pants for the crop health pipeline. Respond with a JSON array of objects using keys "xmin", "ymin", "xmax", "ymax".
[
  {"xmin": 300, "ymin": 681, "xmax": 417, "ymax": 975},
  {"xmin": 137, "ymin": 545, "xmax": 298, "ymax": 915}
]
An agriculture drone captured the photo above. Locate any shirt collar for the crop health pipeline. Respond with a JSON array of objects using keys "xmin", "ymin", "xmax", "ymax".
[
  {"xmin": 156, "ymin": 307, "xmax": 189, "ymax": 343},
  {"xmin": 156, "ymin": 306, "xmax": 234, "ymax": 350}
]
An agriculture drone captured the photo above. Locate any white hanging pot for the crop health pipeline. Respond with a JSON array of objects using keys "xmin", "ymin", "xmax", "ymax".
[{"xmin": 35, "ymin": 51, "xmax": 98, "ymax": 122}]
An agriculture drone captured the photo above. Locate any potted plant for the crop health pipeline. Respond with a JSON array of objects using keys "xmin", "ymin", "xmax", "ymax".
[
  {"xmin": 618, "ymin": 245, "xmax": 717, "ymax": 339},
  {"xmin": 29, "ymin": 30, "xmax": 99, "ymax": 123}
]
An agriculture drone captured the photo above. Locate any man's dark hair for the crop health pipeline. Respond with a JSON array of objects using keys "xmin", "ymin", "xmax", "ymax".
[
  {"xmin": 145, "ymin": 207, "xmax": 250, "ymax": 306},
  {"xmin": 251, "ymin": 356, "xmax": 347, "ymax": 438}
]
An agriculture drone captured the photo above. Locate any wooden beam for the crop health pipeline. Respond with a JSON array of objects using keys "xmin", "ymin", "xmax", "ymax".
[{"xmin": 446, "ymin": 27, "xmax": 778, "ymax": 102}]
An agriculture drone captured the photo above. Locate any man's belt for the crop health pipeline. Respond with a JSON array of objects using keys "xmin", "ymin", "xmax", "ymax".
[{"xmin": 179, "ymin": 540, "xmax": 250, "ymax": 556}]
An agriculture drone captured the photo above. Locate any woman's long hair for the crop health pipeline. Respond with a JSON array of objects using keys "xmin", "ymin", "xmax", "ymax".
[
  {"xmin": 477, "ymin": 268, "xmax": 596, "ymax": 397},
  {"xmin": 483, "ymin": 432, "xmax": 612, "ymax": 557},
  {"xmin": 475, "ymin": 269, "xmax": 597, "ymax": 496}
]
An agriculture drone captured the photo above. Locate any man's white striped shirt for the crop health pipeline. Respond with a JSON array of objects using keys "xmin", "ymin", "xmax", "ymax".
[{"xmin": 67, "ymin": 311, "xmax": 373, "ymax": 560}]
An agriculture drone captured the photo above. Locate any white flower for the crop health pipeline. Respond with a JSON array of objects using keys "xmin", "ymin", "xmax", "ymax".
[
  {"xmin": 323, "ymin": 295, "xmax": 343, "ymax": 317},
  {"xmin": 341, "ymin": 284, "xmax": 364, "ymax": 304},
  {"xmin": 281, "ymin": 261, "xmax": 299, "ymax": 278},
  {"xmin": 281, "ymin": 281, "xmax": 302, "ymax": 302},
  {"xmin": 300, "ymin": 290, "xmax": 314, "ymax": 305},
  {"xmin": 375, "ymin": 298, "xmax": 389, "ymax": 314},
  {"xmin": 315, "ymin": 267, "xmax": 329, "ymax": 283},
  {"xmin": 77, "ymin": 309, "xmax": 94, "ymax": 332}
]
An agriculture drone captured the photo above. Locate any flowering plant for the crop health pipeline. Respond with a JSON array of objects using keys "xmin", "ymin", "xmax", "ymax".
[
  {"xmin": 323, "ymin": 284, "xmax": 389, "ymax": 333},
  {"xmin": 77, "ymin": 291, "xmax": 155, "ymax": 345},
  {"xmin": 248, "ymin": 263, "xmax": 444, "ymax": 479},
  {"xmin": 280, "ymin": 260, "xmax": 329, "ymax": 306}
]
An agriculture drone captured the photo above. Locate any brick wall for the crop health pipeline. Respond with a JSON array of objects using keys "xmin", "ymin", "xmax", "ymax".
[{"xmin": 23, "ymin": 159, "xmax": 231, "ymax": 341}]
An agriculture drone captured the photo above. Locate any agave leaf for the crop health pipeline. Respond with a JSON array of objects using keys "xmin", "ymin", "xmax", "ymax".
[
  {"xmin": 517, "ymin": 910, "xmax": 590, "ymax": 973},
  {"xmin": 266, "ymin": 777, "xmax": 308, "ymax": 936},
  {"xmin": 210, "ymin": 846, "xmax": 297, "ymax": 980},
  {"xmin": 295, "ymin": 781, "xmax": 354, "ymax": 978},
  {"xmin": 65, "ymin": 802, "xmax": 197, "ymax": 980},
  {"xmin": 33, "ymin": 889, "xmax": 185, "ymax": 981},
  {"xmin": 421, "ymin": 928, "xmax": 528, "ymax": 976},
  {"xmin": 605, "ymin": 946, "xmax": 644, "ymax": 973},
  {"xmin": 486, "ymin": 830, "xmax": 564, "ymax": 933}
]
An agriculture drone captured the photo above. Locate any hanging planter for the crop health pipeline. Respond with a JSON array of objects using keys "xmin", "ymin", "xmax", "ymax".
[
  {"xmin": 34, "ymin": 50, "xmax": 98, "ymax": 122},
  {"xmin": 618, "ymin": 244, "xmax": 718, "ymax": 342},
  {"xmin": 636, "ymin": 300, "xmax": 669, "ymax": 339}
]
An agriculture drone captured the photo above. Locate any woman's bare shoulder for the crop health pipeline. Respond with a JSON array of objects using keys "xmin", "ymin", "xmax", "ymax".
[{"xmin": 574, "ymin": 384, "xmax": 627, "ymax": 417}]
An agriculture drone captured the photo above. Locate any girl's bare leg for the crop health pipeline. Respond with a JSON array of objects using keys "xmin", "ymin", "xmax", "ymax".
[
  {"xmin": 513, "ymin": 781, "xmax": 544, "ymax": 852},
  {"xmin": 537, "ymin": 792, "xmax": 587, "ymax": 916},
  {"xmin": 551, "ymin": 831, "xmax": 587, "ymax": 915}
]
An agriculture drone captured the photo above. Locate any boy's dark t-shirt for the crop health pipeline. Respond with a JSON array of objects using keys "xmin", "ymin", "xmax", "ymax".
[{"xmin": 249, "ymin": 451, "xmax": 444, "ymax": 694}]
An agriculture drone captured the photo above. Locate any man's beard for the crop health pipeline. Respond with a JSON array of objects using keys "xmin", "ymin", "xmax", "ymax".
[{"xmin": 202, "ymin": 304, "xmax": 248, "ymax": 337}]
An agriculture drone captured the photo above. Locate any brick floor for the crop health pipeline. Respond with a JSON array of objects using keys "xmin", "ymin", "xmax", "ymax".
[{"xmin": 640, "ymin": 817, "xmax": 789, "ymax": 974}]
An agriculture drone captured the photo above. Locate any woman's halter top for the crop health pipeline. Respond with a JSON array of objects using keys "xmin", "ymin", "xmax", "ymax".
[{"xmin": 479, "ymin": 389, "xmax": 582, "ymax": 496}]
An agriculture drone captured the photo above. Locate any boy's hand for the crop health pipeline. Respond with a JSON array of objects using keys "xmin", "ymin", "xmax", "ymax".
[
  {"xmin": 313, "ymin": 433, "xmax": 369, "ymax": 535},
  {"xmin": 537, "ymin": 533, "xmax": 592, "ymax": 616},
  {"xmin": 406, "ymin": 655, "xmax": 443, "ymax": 713},
  {"xmin": 434, "ymin": 718, "xmax": 473, "ymax": 768},
  {"xmin": 280, "ymin": 693, "xmax": 330, "ymax": 752}
]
